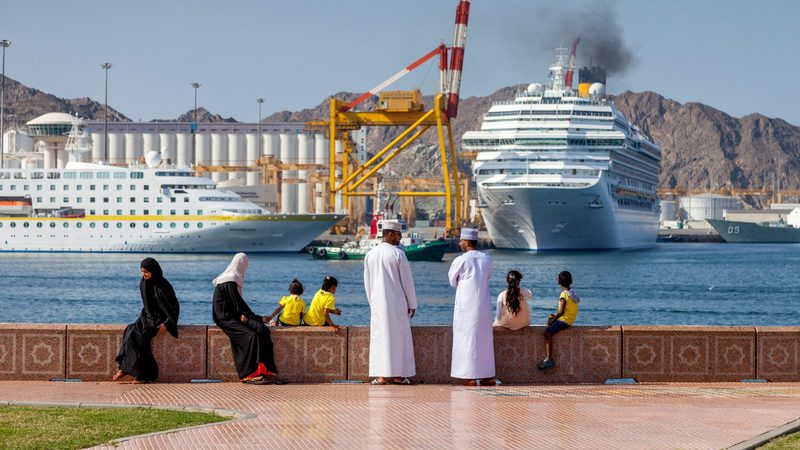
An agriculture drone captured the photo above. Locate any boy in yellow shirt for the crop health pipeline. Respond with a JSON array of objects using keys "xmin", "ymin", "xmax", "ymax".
[
  {"xmin": 537, "ymin": 271, "xmax": 579, "ymax": 370},
  {"xmin": 304, "ymin": 276, "xmax": 342, "ymax": 330},
  {"xmin": 266, "ymin": 279, "xmax": 306, "ymax": 326}
]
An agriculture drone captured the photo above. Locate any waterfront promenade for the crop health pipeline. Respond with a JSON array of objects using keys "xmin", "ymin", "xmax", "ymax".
[{"xmin": 1, "ymin": 380, "xmax": 798, "ymax": 449}]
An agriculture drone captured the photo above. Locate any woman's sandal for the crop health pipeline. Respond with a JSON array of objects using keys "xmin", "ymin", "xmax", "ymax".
[
  {"xmin": 393, "ymin": 377, "xmax": 412, "ymax": 385},
  {"xmin": 370, "ymin": 378, "xmax": 390, "ymax": 385},
  {"xmin": 112, "ymin": 369, "xmax": 126, "ymax": 382}
]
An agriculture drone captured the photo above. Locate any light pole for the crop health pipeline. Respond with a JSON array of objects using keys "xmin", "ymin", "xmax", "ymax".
[
  {"xmin": 1, "ymin": 40, "xmax": 11, "ymax": 169},
  {"xmin": 191, "ymin": 82, "xmax": 200, "ymax": 166},
  {"xmin": 256, "ymin": 97, "xmax": 264, "ymax": 158},
  {"xmin": 101, "ymin": 62, "xmax": 111, "ymax": 163}
]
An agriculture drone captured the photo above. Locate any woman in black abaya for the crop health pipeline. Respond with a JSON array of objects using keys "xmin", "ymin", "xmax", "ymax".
[
  {"xmin": 212, "ymin": 252, "xmax": 283, "ymax": 384},
  {"xmin": 113, "ymin": 258, "xmax": 180, "ymax": 382}
]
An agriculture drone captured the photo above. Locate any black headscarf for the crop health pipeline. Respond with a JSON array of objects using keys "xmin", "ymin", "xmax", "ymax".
[{"xmin": 140, "ymin": 258, "xmax": 180, "ymax": 338}]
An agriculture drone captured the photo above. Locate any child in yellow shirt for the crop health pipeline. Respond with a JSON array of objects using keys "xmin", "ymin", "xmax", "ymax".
[
  {"xmin": 304, "ymin": 276, "xmax": 342, "ymax": 330},
  {"xmin": 266, "ymin": 279, "xmax": 306, "ymax": 326},
  {"xmin": 537, "ymin": 271, "xmax": 580, "ymax": 370}
]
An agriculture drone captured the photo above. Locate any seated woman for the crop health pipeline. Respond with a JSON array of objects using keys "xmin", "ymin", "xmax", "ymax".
[
  {"xmin": 113, "ymin": 257, "xmax": 180, "ymax": 383},
  {"xmin": 212, "ymin": 253, "xmax": 284, "ymax": 384},
  {"xmin": 493, "ymin": 270, "xmax": 532, "ymax": 331}
]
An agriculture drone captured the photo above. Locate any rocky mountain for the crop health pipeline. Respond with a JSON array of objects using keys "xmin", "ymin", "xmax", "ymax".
[
  {"xmin": 613, "ymin": 91, "xmax": 800, "ymax": 191},
  {"xmin": 0, "ymin": 75, "xmax": 128, "ymax": 126},
  {"xmin": 4, "ymin": 73, "xmax": 799, "ymax": 193}
]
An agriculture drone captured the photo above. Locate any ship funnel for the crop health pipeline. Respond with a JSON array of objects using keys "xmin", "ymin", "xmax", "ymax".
[{"xmin": 578, "ymin": 65, "xmax": 606, "ymax": 98}]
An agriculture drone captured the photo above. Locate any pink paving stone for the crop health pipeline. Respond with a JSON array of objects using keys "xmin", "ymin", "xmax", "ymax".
[
  {"xmin": 1, "ymin": 381, "xmax": 800, "ymax": 449},
  {"xmin": 623, "ymin": 326, "xmax": 756, "ymax": 382},
  {"xmin": 757, "ymin": 326, "xmax": 800, "ymax": 381},
  {"xmin": 0, "ymin": 323, "xmax": 66, "ymax": 380}
]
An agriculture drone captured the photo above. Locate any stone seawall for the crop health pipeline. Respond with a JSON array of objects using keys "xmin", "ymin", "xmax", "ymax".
[{"xmin": 1, "ymin": 324, "xmax": 796, "ymax": 383}]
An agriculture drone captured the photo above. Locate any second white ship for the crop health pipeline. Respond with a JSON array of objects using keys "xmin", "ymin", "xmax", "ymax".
[{"xmin": 462, "ymin": 48, "xmax": 661, "ymax": 250}]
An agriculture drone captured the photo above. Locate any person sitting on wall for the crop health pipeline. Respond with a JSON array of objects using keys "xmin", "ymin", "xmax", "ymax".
[{"xmin": 537, "ymin": 271, "xmax": 580, "ymax": 371}]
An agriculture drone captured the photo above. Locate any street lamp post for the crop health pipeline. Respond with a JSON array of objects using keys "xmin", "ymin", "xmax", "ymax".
[
  {"xmin": 257, "ymin": 97, "xmax": 264, "ymax": 159},
  {"xmin": 101, "ymin": 62, "xmax": 112, "ymax": 163},
  {"xmin": 1, "ymin": 40, "xmax": 11, "ymax": 169},
  {"xmin": 191, "ymin": 82, "xmax": 200, "ymax": 166}
]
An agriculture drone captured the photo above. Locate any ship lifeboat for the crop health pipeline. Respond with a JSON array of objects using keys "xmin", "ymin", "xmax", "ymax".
[{"xmin": 0, "ymin": 196, "xmax": 33, "ymax": 216}]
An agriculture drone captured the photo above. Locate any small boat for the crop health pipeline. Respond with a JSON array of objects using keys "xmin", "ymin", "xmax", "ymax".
[{"xmin": 309, "ymin": 214, "xmax": 448, "ymax": 261}]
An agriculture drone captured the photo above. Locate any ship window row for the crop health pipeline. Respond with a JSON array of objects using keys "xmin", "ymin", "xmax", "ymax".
[
  {"xmin": 477, "ymin": 168, "xmax": 599, "ymax": 176},
  {"xmin": 33, "ymin": 208, "xmax": 202, "ymax": 217},
  {"xmin": 32, "ymin": 196, "xmax": 189, "ymax": 204},
  {"xmin": 1, "ymin": 171, "xmax": 139, "ymax": 181},
  {"xmin": 199, "ymin": 196, "xmax": 239, "ymax": 202},
  {"xmin": 1, "ymin": 183, "xmax": 156, "ymax": 192},
  {"xmin": 0, "ymin": 221, "xmax": 203, "ymax": 230},
  {"xmin": 463, "ymin": 138, "xmax": 623, "ymax": 147},
  {"xmin": 486, "ymin": 110, "xmax": 613, "ymax": 118},
  {"xmin": 155, "ymin": 171, "xmax": 194, "ymax": 177}
]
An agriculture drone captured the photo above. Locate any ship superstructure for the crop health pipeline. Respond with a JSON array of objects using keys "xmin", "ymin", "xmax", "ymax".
[
  {"xmin": 462, "ymin": 47, "xmax": 661, "ymax": 250},
  {"xmin": 0, "ymin": 119, "xmax": 342, "ymax": 253}
]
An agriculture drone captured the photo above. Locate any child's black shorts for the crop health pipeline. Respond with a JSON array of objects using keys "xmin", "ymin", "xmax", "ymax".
[{"xmin": 545, "ymin": 320, "xmax": 571, "ymax": 335}]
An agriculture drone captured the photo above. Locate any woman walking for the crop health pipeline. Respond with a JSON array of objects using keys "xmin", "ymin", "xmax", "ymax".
[{"xmin": 113, "ymin": 257, "xmax": 180, "ymax": 383}]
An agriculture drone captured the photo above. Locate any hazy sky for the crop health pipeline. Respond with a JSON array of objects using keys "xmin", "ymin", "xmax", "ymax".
[{"xmin": 2, "ymin": 0, "xmax": 798, "ymax": 125}]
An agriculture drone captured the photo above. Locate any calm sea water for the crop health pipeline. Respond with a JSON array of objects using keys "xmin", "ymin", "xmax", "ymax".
[{"xmin": 1, "ymin": 244, "xmax": 799, "ymax": 327}]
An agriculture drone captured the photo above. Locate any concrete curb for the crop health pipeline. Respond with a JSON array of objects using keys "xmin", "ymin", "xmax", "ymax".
[
  {"xmin": 728, "ymin": 417, "xmax": 800, "ymax": 450},
  {"xmin": 0, "ymin": 400, "xmax": 255, "ymax": 447}
]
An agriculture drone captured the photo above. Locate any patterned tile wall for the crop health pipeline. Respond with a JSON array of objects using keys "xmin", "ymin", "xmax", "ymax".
[
  {"xmin": 0, "ymin": 324, "xmax": 66, "ymax": 380},
  {"xmin": 757, "ymin": 327, "xmax": 800, "ymax": 381},
  {"xmin": 5, "ymin": 324, "xmax": 800, "ymax": 382},
  {"xmin": 623, "ymin": 326, "xmax": 756, "ymax": 382}
]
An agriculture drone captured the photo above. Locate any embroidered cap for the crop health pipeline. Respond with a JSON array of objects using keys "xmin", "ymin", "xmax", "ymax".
[
  {"xmin": 460, "ymin": 228, "xmax": 478, "ymax": 240},
  {"xmin": 382, "ymin": 221, "xmax": 402, "ymax": 232}
]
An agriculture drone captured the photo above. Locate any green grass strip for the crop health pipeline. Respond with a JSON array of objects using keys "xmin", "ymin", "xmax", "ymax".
[
  {"xmin": 0, "ymin": 405, "xmax": 228, "ymax": 449},
  {"xmin": 758, "ymin": 431, "xmax": 800, "ymax": 450}
]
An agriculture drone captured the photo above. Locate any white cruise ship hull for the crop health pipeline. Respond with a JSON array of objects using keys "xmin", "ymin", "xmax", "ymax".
[
  {"xmin": 480, "ymin": 179, "xmax": 658, "ymax": 250},
  {"xmin": 0, "ymin": 214, "xmax": 341, "ymax": 253}
]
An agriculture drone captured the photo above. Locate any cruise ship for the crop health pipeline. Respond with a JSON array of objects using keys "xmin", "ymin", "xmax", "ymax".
[
  {"xmin": 462, "ymin": 49, "xmax": 661, "ymax": 250},
  {"xmin": 0, "ymin": 121, "xmax": 343, "ymax": 253}
]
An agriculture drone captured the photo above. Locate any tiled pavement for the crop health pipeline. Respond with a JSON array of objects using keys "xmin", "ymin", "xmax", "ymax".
[{"xmin": 1, "ymin": 381, "xmax": 799, "ymax": 449}]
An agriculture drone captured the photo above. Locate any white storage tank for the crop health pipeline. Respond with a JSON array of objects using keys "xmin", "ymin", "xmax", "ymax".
[
  {"xmin": 679, "ymin": 193, "xmax": 741, "ymax": 221},
  {"xmin": 195, "ymin": 132, "xmax": 210, "ymax": 167},
  {"xmin": 279, "ymin": 133, "xmax": 297, "ymax": 213},
  {"xmin": 125, "ymin": 132, "xmax": 140, "ymax": 164},
  {"xmin": 108, "ymin": 132, "xmax": 124, "ymax": 165},
  {"xmin": 159, "ymin": 132, "xmax": 175, "ymax": 163},
  {"xmin": 211, "ymin": 133, "xmax": 228, "ymax": 182},
  {"xmin": 142, "ymin": 132, "xmax": 158, "ymax": 154},
  {"xmin": 91, "ymin": 132, "xmax": 104, "ymax": 162},
  {"xmin": 227, "ymin": 133, "xmax": 244, "ymax": 185},
  {"xmin": 659, "ymin": 200, "xmax": 679, "ymax": 222},
  {"xmin": 263, "ymin": 132, "xmax": 277, "ymax": 159},
  {"xmin": 175, "ymin": 133, "xmax": 191, "ymax": 167},
  {"xmin": 314, "ymin": 134, "xmax": 328, "ymax": 213},
  {"xmin": 245, "ymin": 132, "xmax": 260, "ymax": 186},
  {"xmin": 296, "ymin": 133, "xmax": 311, "ymax": 214}
]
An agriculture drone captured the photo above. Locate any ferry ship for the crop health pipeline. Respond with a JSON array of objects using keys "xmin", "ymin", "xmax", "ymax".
[
  {"xmin": 462, "ymin": 49, "xmax": 661, "ymax": 250},
  {"xmin": 0, "ymin": 120, "xmax": 343, "ymax": 253}
]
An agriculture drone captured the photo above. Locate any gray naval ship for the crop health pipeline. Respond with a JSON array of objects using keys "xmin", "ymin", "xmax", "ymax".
[{"xmin": 707, "ymin": 209, "xmax": 800, "ymax": 243}]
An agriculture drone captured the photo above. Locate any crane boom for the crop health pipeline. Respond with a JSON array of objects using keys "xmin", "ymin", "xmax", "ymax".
[
  {"xmin": 564, "ymin": 37, "xmax": 580, "ymax": 91},
  {"xmin": 446, "ymin": 0, "xmax": 470, "ymax": 119}
]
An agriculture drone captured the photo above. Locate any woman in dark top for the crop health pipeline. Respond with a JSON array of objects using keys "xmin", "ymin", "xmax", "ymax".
[
  {"xmin": 113, "ymin": 257, "xmax": 180, "ymax": 382},
  {"xmin": 212, "ymin": 252, "xmax": 282, "ymax": 384}
]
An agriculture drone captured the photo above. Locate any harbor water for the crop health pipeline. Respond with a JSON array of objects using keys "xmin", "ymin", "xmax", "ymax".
[{"xmin": 1, "ymin": 243, "xmax": 799, "ymax": 327}]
